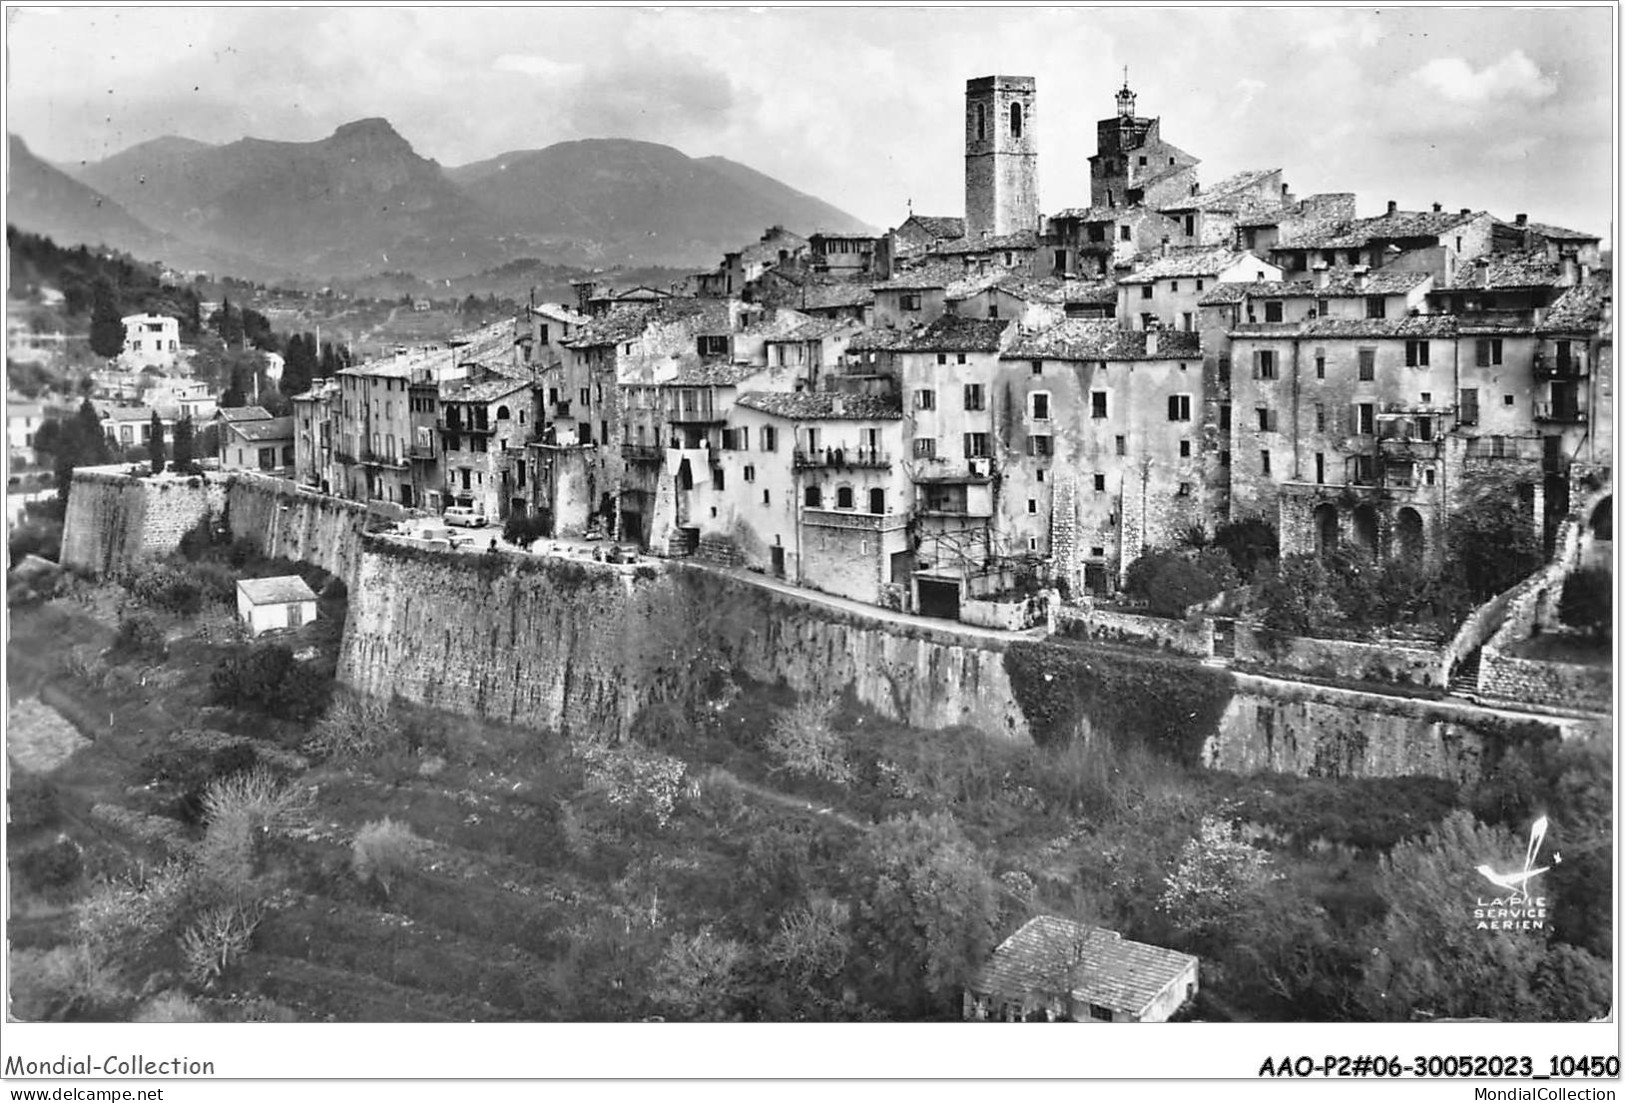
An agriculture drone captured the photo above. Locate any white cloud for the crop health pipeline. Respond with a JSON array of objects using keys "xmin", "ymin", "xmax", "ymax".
[
  {"xmin": 1414, "ymin": 50, "xmax": 1557, "ymax": 105},
  {"xmin": 491, "ymin": 55, "xmax": 584, "ymax": 83}
]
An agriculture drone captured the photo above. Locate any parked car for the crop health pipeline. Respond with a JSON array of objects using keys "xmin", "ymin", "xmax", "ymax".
[{"xmin": 443, "ymin": 506, "xmax": 486, "ymax": 528}]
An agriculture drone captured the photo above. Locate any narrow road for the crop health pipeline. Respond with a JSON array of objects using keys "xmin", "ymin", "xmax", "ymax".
[{"xmin": 723, "ymin": 773, "xmax": 871, "ymax": 833}]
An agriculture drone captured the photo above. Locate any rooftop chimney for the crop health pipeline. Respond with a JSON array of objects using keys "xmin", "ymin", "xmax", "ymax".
[
  {"xmin": 831, "ymin": 394, "xmax": 846, "ymax": 416},
  {"xmin": 1386, "ymin": 200, "xmax": 1398, "ymax": 216},
  {"xmin": 1311, "ymin": 261, "xmax": 1330, "ymax": 290},
  {"xmin": 1515, "ymin": 213, "xmax": 1528, "ymax": 226},
  {"xmin": 1353, "ymin": 265, "xmax": 1370, "ymax": 291},
  {"xmin": 1460, "ymin": 208, "xmax": 1471, "ymax": 217},
  {"xmin": 1432, "ymin": 202, "xmax": 1442, "ymax": 213},
  {"xmin": 1144, "ymin": 323, "xmax": 1159, "ymax": 355},
  {"xmin": 1561, "ymin": 256, "xmax": 1579, "ymax": 287}
]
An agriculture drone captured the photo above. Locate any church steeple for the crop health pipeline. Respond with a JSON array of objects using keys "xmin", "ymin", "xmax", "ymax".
[{"xmin": 1115, "ymin": 67, "xmax": 1137, "ymax": 119}]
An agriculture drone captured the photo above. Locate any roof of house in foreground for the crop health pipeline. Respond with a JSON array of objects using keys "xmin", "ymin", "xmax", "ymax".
[{"xmin": 974, "ymin": 915, "xmax": 1197, "ymax": 1017}]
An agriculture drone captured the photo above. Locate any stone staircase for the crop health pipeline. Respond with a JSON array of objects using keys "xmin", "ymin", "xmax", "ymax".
[{"xmin": 1448, "ymin": 647, "xmax": 1482, "ymax": 696}]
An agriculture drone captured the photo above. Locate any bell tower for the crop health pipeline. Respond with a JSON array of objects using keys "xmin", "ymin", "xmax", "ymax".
[{"xmin": 964, "ymin": 75, "xmax": 1039, "ymax": 240}]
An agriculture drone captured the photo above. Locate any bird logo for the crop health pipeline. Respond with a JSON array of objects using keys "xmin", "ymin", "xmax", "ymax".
[{"xmin": 1476, "ymin": 815, "xmax": 1559, "ymax": 901}]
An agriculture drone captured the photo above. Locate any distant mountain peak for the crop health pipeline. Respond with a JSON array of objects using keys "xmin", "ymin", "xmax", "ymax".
[{"xmin": 331, "ymin": 117, "xmax": 406, "ymax": 143}]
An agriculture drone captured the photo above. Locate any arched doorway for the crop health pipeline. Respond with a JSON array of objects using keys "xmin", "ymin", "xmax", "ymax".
[
  {"xmin": 1395, "ymin": 507, "xmax": 1424, "ymax": 562},
  {"xmin": 1350, "ymin": 505, "xmax": 1379, "ymax": 559},
  {"xmin": 1313, "ymin": 503, "xmax": 1338, "ymax": 556}
]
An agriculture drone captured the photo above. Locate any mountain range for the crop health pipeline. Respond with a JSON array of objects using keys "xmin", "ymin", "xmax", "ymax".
[{"xmin": 8, "ymin": 120, "xmax": 874, "ymax": 280}]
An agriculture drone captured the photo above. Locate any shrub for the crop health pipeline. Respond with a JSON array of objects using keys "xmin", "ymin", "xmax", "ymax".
[
  {"xmin": 1213, "ymin": 517, "xmax": 1279, "ymax": 580},
  {"xmin": 11, "ymin": 944, "xmax": 129, "ymax": 1020},
  {"xmin": 1559, "ymin": 567, "xmax": 1611, "ymax": 639},
  {"xmin": 503, "ymin": 512, "xmax": 550, "ymax": 546},
  {"xmin": 8, "ymin": 774, "xmax": 59, "ymax": 832},
  {"xmin": 1122, "ymin": 549, "xmax": 1226, "ymax": 619},
  {"xmin": 17, "ymin": 835, "xmax": 85, "ymax": 891},
  {"xmin": 578, "ymin": 742, "xmax": 689, "ymax": 829},
  {"xmin": 112, "ymin": 613, "xmax": 168, "ymax": 660},
  {"xmin": 8, "ymin": 517, "xmax": 63, "ymax": 562},
  {"xmin": 209, "ymin": 643, "xmax": 293, "ymax": 710},
  {"xmin": 764, "ymin": 698, "xmax": 853, "ymax": 785},
  {"xmin": 351, "ymin": 818, "xmax": 423, "ymax": 897},
  {"xmin": 126, "ymin": 562, "xmax": 206, "ymax": 615},
  {"xmin": 306, "ymin": 693, "xmax": 398, "ymax": 761},
  {"xmin": 179, "ymin": 903, "xmax": 262, "ymax": 988}
]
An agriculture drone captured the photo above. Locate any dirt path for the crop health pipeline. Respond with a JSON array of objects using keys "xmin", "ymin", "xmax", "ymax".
[{"xmin": 723, "ymin": 774, "xmax": 871, "ymax": 833}]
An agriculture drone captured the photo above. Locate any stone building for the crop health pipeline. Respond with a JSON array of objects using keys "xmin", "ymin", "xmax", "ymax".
[
  {"xmin": 890, "ymin": 214, "xmax": 965, "ymax": 262},
  {"xmin": 997, "ymin": 320, "xmax": 1207, "ymax": 595},
  {"xmin": 437, "ymin": 371, "xmax": 538, "ymax": 521},
  {"xmin": 964, "ymin": 75, "xmax": 1039, "ymax": 243},
  {"xmin": 1118, "ymin": 247, "xmax": 1282, "ymax": 333},
  {"xmin": 724, "ymin": 391, "xmax": 910, "ymax": 602},
  {"xmin": 292, "ymin": 381, "xmax": 339, "ymax": 494},
  {"xmin": 1089, "ymin": 78, "xmax": 1201, "ymax": 214}
]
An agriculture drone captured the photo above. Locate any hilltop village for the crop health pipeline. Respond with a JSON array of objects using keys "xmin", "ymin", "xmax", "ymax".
[{"xmin": 278, "ymin": 75, "xmax": 1610, "ymax": 618}]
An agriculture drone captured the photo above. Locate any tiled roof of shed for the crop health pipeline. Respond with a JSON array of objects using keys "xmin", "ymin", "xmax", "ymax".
[
  {"xmin": 216, "ymin": 406, "xmax": 274, "ymax": 423},
  {"xmin": 237, "ymin": 575, "xmax": 318, "ymax": 606},
  {"xmin": 974, "ymin": 916, "xmax": 1197, "ymax": 1018},
  {"xmin": 735, "ymin": 391, "xmax": 903, "ymax": 421}
]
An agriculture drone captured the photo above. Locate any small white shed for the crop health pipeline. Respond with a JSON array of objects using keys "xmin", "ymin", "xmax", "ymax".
[{"xmin": 236, "ymin": 575, "xmax": 319, "ymax": 636}]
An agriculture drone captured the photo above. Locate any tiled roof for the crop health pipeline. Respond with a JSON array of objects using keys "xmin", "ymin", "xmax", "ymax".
[
  {"xmin": 889, "ymin": 315, "xmax": 1013, "ymax": 353},
  {"xmin": 563, "ymin": 306, "xmax": 656, "ymax": 348},
  {"xmin": 669, "ymin": 362, "xmax": 767, "ymax": 386},
  {"xmin": 903, "ymin": 215, "xmax": 965, "ymax": 240},
  {"xmin": 1281, "ymin": 209, "xmax": 1489, "ymax": 250},
  {"xmin": 290, "ymin": 381, "xmax": 340, "ymax": 402},
  {"xmin": 441, "ymin": 376, "xmax": 533, "ymax": 404},
  {"xmin": 98, "ymin": 404, "xmax": 169, "ymax": 424},
  {"xmin": 1004, "ymin": 319, "xmax": 1201, "ymax": 361},
  {"xmin": 794, "ymin": 280, "xmax": 876, "ymax": 311},
  {"xmin": 944, "ymin": 271, "xmax": 1069, "ymax": 305},
  {"xmin": 734, "ymin": 391, "xmax": 903, "ymax": 421},
  {"xmin": 1058, "ymin": 279, "xmax": 1119, "ymax": 305},
  {"xmin": 845, "ymin": 327, "xmax": 917, "ymax": 353},
  {"xmin": 1159, "ymin": 169, "xmax": 1280, "ymax": 213},
  {"xmin": 1051, "ymin": 206, "xmax": 1118, "ymax": 222},
  {"xmin": 1503, "ymin": 219, "xmax": 1599, "ymax": 242},
  {"xmin": 1198, "ymin": 271, "xmax": 1431, "ymax": 305},
  {"xmin": 1233, "ymin": 316, "xmax": 1461, "ymax": 339},
  {"xmin": 227, "ymin": 416, "xmax": 295, "ymax": 442},
  {"xmin": 1440, "ymin": 252, "xmax": 1565, "ymax": 291},
  {"xmin": 770, "ymin": 318, "xmax": 861, "ymax": 343},
  {"xmin": 930, "ymin": 230, "xmax": 1041, "ymax": 256},
  {"xmin": 974, "ymin": 916, "xmax": 1197, "ymax": 1019},
  {"xmin": 236, "ymin": 575, "xmax": 318, "ymax": 606},
  {"xmin": 216, "ymin": 406, "xmax": 274, "ymax": 423},
  {"xmin": 530, "ymin": 302, "xmax": 590, "ymax": 326},
  {"xmin": 1541, "ymin": 276, "xmax": 1611, "ymax": 333},
  {"xmin": 1118, "ymin": 247, "xmax": 1260, "ymax": 282},
  {"xmin": 873, "ymin": 262, "xmax": 959, "ymax": 291}
]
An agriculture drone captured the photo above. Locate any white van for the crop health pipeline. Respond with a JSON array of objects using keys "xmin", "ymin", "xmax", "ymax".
[{"xmin": 443, "ymin": 506, "xmax": 486, "ymax": 528}]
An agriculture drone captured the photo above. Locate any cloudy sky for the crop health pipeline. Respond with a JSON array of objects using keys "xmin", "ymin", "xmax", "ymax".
[{"xmin": 6, "ymin": 5, "xmax": 1616, "ymax": 241}]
